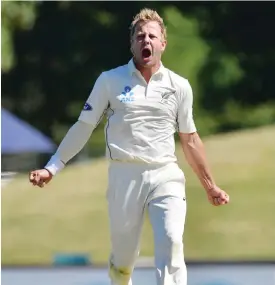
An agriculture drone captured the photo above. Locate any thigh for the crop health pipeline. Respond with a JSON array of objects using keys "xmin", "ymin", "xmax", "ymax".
[
  {"xmin": 107, "ymin": 163, "xmax": 147, "ymax": 267},
  {"xmin": 148, "ymin": 182, "xmax": 187, "ymax": 268},
  {"xmin": 148, "ymin": 188, "xmax": 186, "ymax": 245},
  {"xmin": 108, "ymin": 203, "xmax": 144, "ymax": 267},
  {"xmin": 149, "ymin": 163, "xmax": 186, "ymax": 202}
]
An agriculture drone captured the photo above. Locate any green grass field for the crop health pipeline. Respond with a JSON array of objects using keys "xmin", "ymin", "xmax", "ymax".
[{"xmin": 2, "ymin": 125, "xmax": 275, "ymax": 265}]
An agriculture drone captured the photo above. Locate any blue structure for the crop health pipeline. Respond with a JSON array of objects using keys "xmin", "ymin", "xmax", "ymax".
[{"xmin": 1, "ymin": 108, "xmax": 55, "ymax": 154}]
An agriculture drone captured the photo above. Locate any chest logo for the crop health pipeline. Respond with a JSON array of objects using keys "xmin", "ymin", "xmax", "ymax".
[
  {"xmin": 161, "ymin": 90, "xmax": 176, "ymax": 101},
  {"xmin": 119, "ymin": 86, "xmax": 134, "ymax": 103}
]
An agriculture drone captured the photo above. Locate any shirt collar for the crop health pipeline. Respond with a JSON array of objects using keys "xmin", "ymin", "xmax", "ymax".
[{"xmin": 128, "ymin": 58, "xmax": 166, "ymax": 79}]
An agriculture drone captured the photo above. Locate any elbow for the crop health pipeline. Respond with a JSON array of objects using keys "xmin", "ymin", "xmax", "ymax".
[
  {"xmin": 180, "ymin": 132, "xmax": 204, "ymax": 153},
  {"xmin": 186, "ymin": 139, "xmax": 197, "ymax": 149}
]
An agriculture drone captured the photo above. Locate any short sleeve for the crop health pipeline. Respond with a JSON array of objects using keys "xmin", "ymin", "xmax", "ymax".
[
  {"xmin": 177, "ymin": 80, "xmax": 197, "ymax": 133},
  {"xmin": 78, "ymin": 72, "xmax": 109, "ymax": 126}
]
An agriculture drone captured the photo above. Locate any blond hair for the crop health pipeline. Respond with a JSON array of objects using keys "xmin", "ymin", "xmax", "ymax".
[{"xmin": 130, "ymin": 8, "xmax": 167, "ymax": 41}]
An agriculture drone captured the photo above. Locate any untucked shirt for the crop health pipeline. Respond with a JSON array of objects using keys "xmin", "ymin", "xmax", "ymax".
[
  {"xmin": 78, "ymin": 59, "xmax": 196, "ymax": 164},
  {"xmin": 45, "ymin": 59, "xmax": 197, "ymax": 174}
]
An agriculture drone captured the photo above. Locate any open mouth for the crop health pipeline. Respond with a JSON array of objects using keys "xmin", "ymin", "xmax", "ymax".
[{"xmin": 142, "ymin": 48, "xmax": 152, "ymax": 59}]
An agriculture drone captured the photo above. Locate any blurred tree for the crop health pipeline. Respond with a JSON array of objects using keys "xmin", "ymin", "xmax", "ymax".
[
  {"xmin": 172, "ymin": 2, "xmax": 275, "ymax": 131},
  {"xmin": 1, "ymin": 1, "xmax": 39, "ymax": 71}
]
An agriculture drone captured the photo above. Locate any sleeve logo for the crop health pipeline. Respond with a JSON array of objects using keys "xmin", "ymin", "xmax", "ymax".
[{"xmin": 83, "ymin": 102, "xmax": 93, "ymax": 111}]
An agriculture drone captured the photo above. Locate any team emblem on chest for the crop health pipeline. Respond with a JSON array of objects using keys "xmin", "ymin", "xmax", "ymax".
[{"xmin": 119, "ymin": 86, "xmax": 134, "ymax": 103}]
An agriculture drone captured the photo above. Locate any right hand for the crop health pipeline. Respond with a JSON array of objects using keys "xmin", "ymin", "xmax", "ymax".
[{"xmin": 29, "ymin": 169, "xmax": 53, "ymax": 188}]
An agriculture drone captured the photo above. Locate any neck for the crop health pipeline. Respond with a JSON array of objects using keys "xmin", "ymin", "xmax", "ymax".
[{"xmin": 134, "ymin": 59, "xmax": 161, "ymax": 83}]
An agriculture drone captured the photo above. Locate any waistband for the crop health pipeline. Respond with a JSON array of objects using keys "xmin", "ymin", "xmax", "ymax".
[{"xmin": 108, "ymin": 159, "xmax": 177, "ymax": 171}]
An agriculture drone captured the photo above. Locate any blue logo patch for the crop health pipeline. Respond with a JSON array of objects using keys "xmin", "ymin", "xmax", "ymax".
[
  {"xmin": 124, "ymin": 86, "xmax": 132, "ymax": 93},
  {"xmin": 83, "ymin": 102, "xmax": 92, "ymax": 111},
  {"xmin": 119, "ymin": 86, "xmax": 134, "ymax": 103}
]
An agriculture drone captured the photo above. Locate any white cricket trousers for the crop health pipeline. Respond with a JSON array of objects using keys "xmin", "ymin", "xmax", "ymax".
[{"xmin": 106, "ymin": 161, "xmax": 187, "ymax": 285}]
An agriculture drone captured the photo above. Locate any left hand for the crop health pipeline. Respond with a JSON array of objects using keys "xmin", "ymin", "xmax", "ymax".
[{"xmin": 207, "ymin": 185, "xmax": 230, "ymax": 206}]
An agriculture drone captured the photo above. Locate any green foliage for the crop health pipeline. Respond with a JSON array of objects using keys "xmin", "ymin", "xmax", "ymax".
[
  {"xmin": 1, "ymin": 1, "xmax": 39, "ymax": 71},
  {"xmin": 212, "ymin": 54, "xmax": 244, "ymax": 89},
  {"xmin": 220, "ymin": 101, "xmax": 275, "ymax": 132}
]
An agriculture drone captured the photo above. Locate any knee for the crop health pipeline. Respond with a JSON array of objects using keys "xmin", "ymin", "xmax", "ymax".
[
  {"xmin": 156, "ymin": 235, "xmax": 184, "ymax": 267},
  {"xmin": 157, "ymin": 234, "xmax": 183, "ymax": 253}
]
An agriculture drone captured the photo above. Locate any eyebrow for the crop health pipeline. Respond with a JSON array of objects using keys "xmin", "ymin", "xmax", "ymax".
[{"xmin": 136, "ymin": 32, "xmax": 158, "ymax": 37}]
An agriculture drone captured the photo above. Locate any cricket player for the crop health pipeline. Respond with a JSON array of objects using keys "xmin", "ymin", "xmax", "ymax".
[{"xmin": 29, "ymin": 8, "xmax": 229, "ymax": 285}]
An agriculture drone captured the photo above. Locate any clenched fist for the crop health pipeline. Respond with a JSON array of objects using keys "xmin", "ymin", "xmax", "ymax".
[
  {"xmin": 207, "ymin": 185, "xmax": 230, "ymax": 206},
  {"xmin": 29, "ymin": 169, "xmax": 53, "ymax": 188}
]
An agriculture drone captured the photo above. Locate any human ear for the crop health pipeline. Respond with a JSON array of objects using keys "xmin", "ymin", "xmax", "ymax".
[{"xmin": 161, "ymin": 40, "xmax": 167, "ymax": 53}]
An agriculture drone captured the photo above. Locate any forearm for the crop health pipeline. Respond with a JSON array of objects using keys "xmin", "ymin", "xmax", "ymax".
[
  {"xmin": 179, "ymin": 132, "xmax": 215, "ymax": 192},
  {"xmin": 45, "ymin": 120, "xmax": 95, "ymax": 175}
]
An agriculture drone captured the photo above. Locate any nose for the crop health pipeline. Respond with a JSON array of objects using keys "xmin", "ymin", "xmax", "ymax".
[{"xmin": 144, "ymin": 34, "xmax": 150, "ymax": 44}]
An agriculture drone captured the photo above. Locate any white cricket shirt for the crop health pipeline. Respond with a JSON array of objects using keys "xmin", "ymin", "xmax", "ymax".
[{"xmin": 78, "ymin": 58, "xmax": 196, "ymax": 165}]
